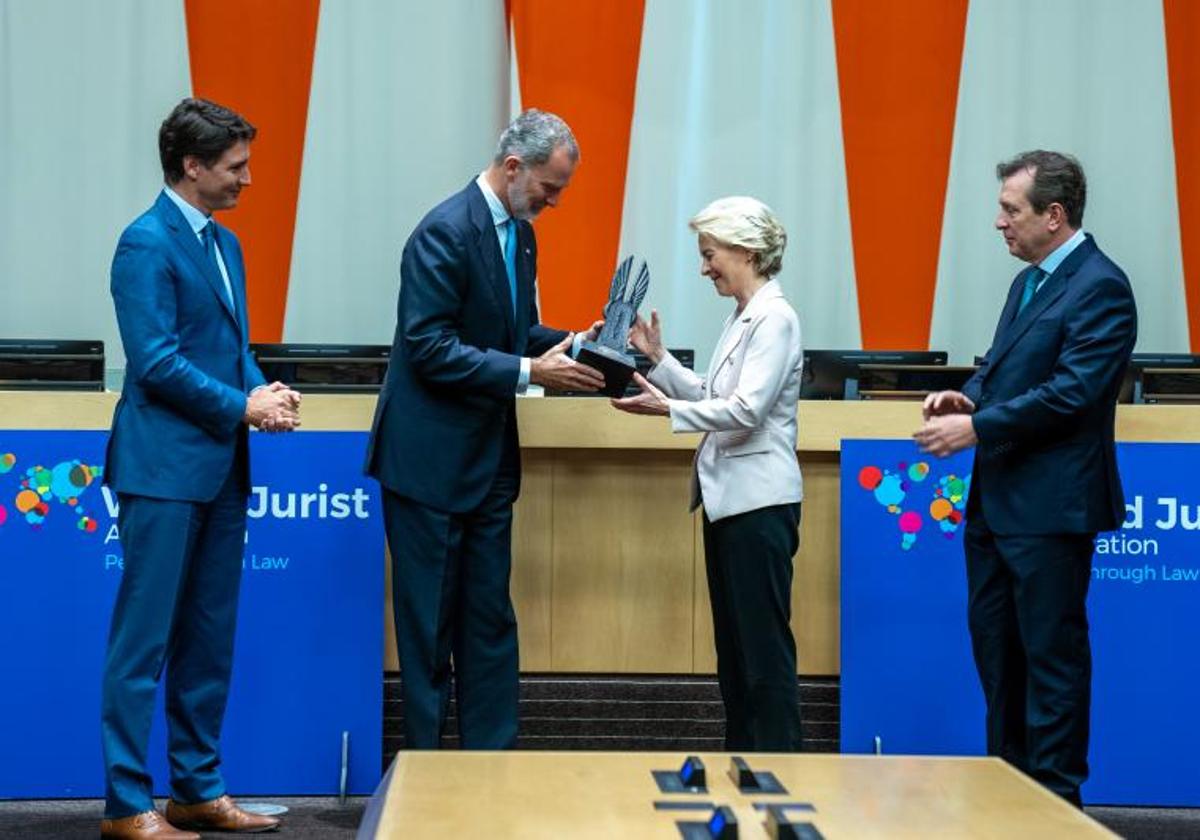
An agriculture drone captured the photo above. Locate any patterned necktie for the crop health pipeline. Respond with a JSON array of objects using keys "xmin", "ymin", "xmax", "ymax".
[
  {"xmin": 1017, "ymin": 266, "xmax": 1046, "ymax": 315},
  {"xmin": 201, "ymin": 221, "xmax": 235, "ymax": 311},
  {"xmin": 503, "ymin": 217, "xmax": 518, "ymax": 316}
]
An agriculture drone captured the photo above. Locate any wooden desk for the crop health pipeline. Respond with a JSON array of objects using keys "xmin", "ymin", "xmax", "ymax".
[
  {"xmin": 2, "ymin": 392, "xmax": 1194, "ymax": 675},
  {"xmin": 364, "ymin": 751, "xmax": 1115, "ymax": 839}
]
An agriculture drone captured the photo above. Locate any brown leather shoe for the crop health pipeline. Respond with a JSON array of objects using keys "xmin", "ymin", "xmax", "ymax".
[
  {"xmin": 100, "ymin": 810, "xmax": 200, "ymax": 840},
  {"xmin": 165, "ymin": 795, "xmax": 281, "ymax": 833}
]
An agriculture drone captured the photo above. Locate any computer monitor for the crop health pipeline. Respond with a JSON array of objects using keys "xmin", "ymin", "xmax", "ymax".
[
  {"xmin": 0, "ymin": 339, "xmax": 105, "ymax": 391},
  {"xmin": 1128, "ymin": 353, "xmax": 1200, "ymax": 404},
  {"xmin": 250, "ymin": 343, "xmax": 390, "ymax": 393},
  {"xmin": 801, "ymin": 350, "xmax": 947, "ymax": 400}
]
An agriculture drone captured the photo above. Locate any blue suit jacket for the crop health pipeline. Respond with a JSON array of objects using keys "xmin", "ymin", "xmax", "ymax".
[
  {"xmin": 105, "ymin": 191, "xmax": 267, "ymax": 502},
  {"xmin": 962, "ymin": 234, "xmax": 1137, "ymax": 535},
  {"xmin": 365, "ymin": 180, "xmax": 567, "ymax": 513}
]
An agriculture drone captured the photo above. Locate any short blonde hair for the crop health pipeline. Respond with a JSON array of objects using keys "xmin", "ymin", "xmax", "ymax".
[{"xmin": 688, "ymin": 196, "xmax": 787, "ymax": 277}]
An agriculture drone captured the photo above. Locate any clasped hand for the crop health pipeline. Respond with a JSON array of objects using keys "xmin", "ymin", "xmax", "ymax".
[
  {"xmin": 913, "ymin": 389, "xmax": 977, "ymax": 457},
  {"xmin": 245, "ymin": 381, "xmax": 302, "ymax": 432}
]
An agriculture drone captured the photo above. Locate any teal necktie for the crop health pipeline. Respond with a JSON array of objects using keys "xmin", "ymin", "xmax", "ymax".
[
  {"xmin": 1017, "ymin": 266, "xmax": 1046, "ymax": 315},
  {"xmin": 503, "ymin": 217, "xmax": 518, "ymax": 316}
]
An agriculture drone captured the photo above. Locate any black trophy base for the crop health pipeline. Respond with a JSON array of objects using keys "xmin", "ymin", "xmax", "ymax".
[{"xmin": 577, "ymin": 340, "xmax": 637, "ymax": 398}]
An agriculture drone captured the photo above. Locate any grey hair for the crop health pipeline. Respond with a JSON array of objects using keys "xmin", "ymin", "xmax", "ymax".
[
  {"xmin": 493, "ymin": 109, "xmax": 579, "ymax": 167},
  {"xmin": 689, "ymin": 196, "xmax": 788, "ymax": 277}
]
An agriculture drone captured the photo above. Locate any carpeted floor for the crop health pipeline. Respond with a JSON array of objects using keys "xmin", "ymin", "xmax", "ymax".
[{"xmin": 2, "ymin": 799, "xmax": 1200, "ymax": 838}]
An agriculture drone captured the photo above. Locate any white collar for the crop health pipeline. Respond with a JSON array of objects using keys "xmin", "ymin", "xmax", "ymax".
[
  {"xmin": 475, "ymin": 172, "xmax": 511, "ymax": 228},
  {"xmin": 162, "ymin": 185, "xmax": 211, "ymax": 236}
]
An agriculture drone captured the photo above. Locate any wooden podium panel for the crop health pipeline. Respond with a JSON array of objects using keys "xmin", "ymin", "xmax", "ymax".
[
  {"xmin": 365, "ymin": 751, "xmax": 1115, "ymax": 839},
  {"xmin": 5, "ymin": 392, "xmax": 1197, "ymax": 676}
]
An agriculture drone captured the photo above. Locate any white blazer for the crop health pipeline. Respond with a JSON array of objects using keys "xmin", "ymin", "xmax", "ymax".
[{"xmin": 648, "ymin": 280, "xmax": 803, "ymax": 522}]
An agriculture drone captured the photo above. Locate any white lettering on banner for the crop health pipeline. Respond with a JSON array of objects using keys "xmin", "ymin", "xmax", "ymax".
[
  {"xmin": 104, "ymin": 554, "xmax": 123, "ymax": 570},
  {"xmin": 1094, "ymin": 534, "xmax": 1159, "ymax": 556},
  {"xmin": 246, "ymin": 484, "xmax": 371, "ymax": 520},
  {"xmin": 103, "ymin": 523, "xmax": 120, "ymax": 544},
  {"xmin": 97, "ymin": 485, "xmax": 370, "ymax": 522},
  {"xmin": 1122, "ymin": 495, "xmax": 1200, "ymax": 532},
  {"xmin": 1163, "ymin": 565, "xmax": 1200, "ymax": 582},
  {"xmin": 1154, "ymin": 498, "xmax": 1200, "ymax": 531},
  {"xmin": 100, "ymin": 486, "xmax": 120, "ymax": 518}
]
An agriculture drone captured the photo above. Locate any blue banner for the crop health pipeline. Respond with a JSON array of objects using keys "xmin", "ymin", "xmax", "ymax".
[
  {"xmin": 0, "ymin": 430, "xmax": 383, "ymax": 798},
  {"xmin": 841, "ymin": 440, "xmax": 1200, "ymax": 806}
]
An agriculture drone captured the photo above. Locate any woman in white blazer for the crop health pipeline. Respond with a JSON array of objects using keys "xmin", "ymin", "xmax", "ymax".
[{"xmin": 613, "ymin": 196, "xmax": 804, "ymax": 751}]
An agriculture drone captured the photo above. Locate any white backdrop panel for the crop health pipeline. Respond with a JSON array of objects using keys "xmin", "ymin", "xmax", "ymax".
[
  {"xmin": 931, "ymin": 0, "xmax": 1188, "ymax": 362},
  {"xmin": 283, "ymin": 0, "xmax": 510, "ymax": 345},
  {"xmin": 618, "ymin": 0, "xmax": 859, "ymax": 373}
]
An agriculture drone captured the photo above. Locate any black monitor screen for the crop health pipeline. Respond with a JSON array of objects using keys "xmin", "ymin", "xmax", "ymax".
[{"xmin": 801, "ymin": 350, "xmax": 947, "ymax": 400}]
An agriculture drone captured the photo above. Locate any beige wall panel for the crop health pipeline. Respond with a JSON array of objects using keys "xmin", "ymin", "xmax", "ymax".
[
  {"xmin": 511, "ymin": 452, "xmax": 554, "ymax": 670},
  {"xmin": 691, "ymin": 512, "xmax": 715, "ymax": 673},
  {"xmin": 795, "ymin": 454, "xmax": 841, "ymax": 675},
  {"xmin": 550, "ymin": 450, "xmax": 696, "ymax": 672}
]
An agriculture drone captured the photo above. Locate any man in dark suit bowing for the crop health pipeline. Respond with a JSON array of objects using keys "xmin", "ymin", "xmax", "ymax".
[
  {"xmin": 915, "ymin": 150, "xmax": 1137, "ymax": 805},
  {"xmin": 366, "ymin": 109, "xmax": 604, "ymax": 750},
  {"xmin": 100, "ymin": 98, "xmax": 299, "ymax": 839}
]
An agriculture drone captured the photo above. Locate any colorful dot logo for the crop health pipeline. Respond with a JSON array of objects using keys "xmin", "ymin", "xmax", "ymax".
[
  {"xmin": 858, "ymin": 460, "xmax": 971, "ymax": 551},
  {"xmin": 8, "ymin": 456, "xmax": 105, "ymax": 533}
]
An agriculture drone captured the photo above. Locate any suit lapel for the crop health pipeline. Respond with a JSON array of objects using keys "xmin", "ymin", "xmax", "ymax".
[
  {"xmin": 467, "ymin": 183, "xmax": 516, "ymax": 343},
  {"xmin": 985, "ymin": 236, "xmax": 1096, "ymax": 373},
  {"xmin": 156, "ymin": 194, "xmax": 239, "ymax": 325},
  {"xmin": 710, "ymin": 283, "xmax": 782, "ymax": 377}
]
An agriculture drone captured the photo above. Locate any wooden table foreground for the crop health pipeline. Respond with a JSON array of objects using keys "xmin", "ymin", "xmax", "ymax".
[{"xmin": 362, "ymin": 751, "xmax": 1115, "ymax": 839}]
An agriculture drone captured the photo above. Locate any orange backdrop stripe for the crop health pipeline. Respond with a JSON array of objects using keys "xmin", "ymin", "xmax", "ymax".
[
  {"xmin": 184, "ymin": 0, "xmax": 321, "ymax": 343},
  {"xmin": 832, "ymin": 0, "xmax": 968, "ymax": 350},
  {"xmin": 1164, "ymin": 0, "xmax": 1200, "ymax": 351},
  {"xmin": 510, "ymin": 0, "xmax": 646, "ymax": 329}
]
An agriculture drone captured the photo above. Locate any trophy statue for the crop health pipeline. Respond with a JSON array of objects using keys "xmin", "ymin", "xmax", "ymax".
[{"xmin": 577, "ymin": 255, "xmax": 651, "ymax": 397}]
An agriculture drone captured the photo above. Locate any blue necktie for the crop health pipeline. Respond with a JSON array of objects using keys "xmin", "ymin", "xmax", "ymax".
[
  {"xmin": 503, "ymin": 217, "xmax": 518, "ymax": 316},
  {"xmin": 201, "ymin": 221, "xmax": 235, "ymax": 311},
  {"xmin": 1017, "ymin": 266, "xmax": 1046, "ymax": 315}
]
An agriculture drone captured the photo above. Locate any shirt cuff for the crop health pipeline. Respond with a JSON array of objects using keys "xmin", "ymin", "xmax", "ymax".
[
  {"xmin": 517, "ymin": 357, "xmax": 531, "ymax": 395},
  {"xmin": 570, "ymin": 332, "xmax": 585, "ymax": 358}
]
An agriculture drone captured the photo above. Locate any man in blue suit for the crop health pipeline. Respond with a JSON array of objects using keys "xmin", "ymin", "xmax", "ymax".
[
  {"xmin": 100, "ymin": 98, "xmax": 299, "ymax": 839},
  {"xmin": 366, "ymin": 109, "xmax": 604, "ymax": 749},
  {"xmin": 916, "ymin": 150, "xmax": 1137, "ymax": 805}
]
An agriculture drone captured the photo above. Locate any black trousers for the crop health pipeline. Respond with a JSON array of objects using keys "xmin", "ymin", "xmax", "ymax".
[
  {"xmin": 964, "ymin": 516, "xmax": 1095, "ymax": 805},
  {"xmin": 702, "ymin": 502, "xmax": 803, "ymax": 752},
  {"xmin": 382, "ymin": 465, "xmax": 520, "ymax": 750}
]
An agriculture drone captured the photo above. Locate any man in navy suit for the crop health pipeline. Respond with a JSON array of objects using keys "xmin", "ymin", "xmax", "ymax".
[
  {"xmin": 366, "ymin": 109, "xmax": 604, "ymax": 749},
  {"xmin": 916, "ymin": 150, "xmax": 1137, "ymax": 805},
  {"xmin": 100, "ymin": 99, "xmax": 300, "ymax": 839}
]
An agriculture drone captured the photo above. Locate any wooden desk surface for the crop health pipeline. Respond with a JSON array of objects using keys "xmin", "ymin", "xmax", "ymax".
[
  {"xmin": 2, "ymin": 392, "xmax": 1193, "ymax": 450},
  {"xmin": 369, "ymin": 751, "xmax": 1114, "ymax": 839}
]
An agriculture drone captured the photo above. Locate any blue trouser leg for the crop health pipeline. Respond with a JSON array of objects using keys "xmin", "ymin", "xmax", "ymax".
[
  {"xmin": 101, "ymin": 494, "xmax": 202, "ymax": 818},
  {"xmin": 165, "ymin": 467, "xmax": 246, "ymax": 804}
]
